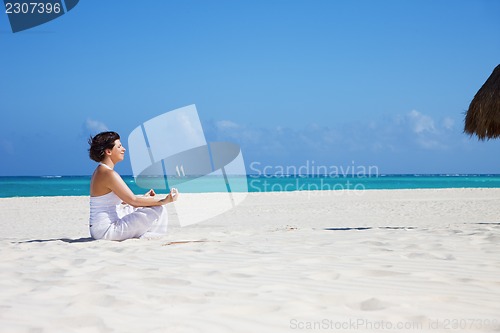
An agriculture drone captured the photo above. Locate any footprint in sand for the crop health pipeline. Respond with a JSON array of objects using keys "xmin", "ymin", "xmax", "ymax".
[
  {"xmin": 72, "ymin": 258, "xmax": 86, "ymax": 265},
  {"xmin": 406, "ymin": 252, "xmax": 455, "ymax": 260},
  {"xmin": 361, "ymin": 241, "xmax": 389, "ymax": 247},
  {"xmin": 142, "ymin": 277, "xmax": 191, "ymax": 286},
  {"xmin": 230, "ymin": 273, "xmax": 254, "ymax": 278},
  {"xmin": 406, "ymin": 252, "xmax": 439, "ymax": 260},
  {"xmin": 348, "ymin": 297, "xmax": 391, "ymax": 311},
  {"xmin": 307, "ymin": 271, "xmax": 341, "ymax": 281},
  {"xmin": 364, "ymin": 269, "xmax": 406, "ymax": 277}
]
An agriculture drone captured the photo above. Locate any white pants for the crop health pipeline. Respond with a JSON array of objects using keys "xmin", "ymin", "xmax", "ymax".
[{"xmin": 90, "ymin": 205, "xmax": 168, "ymax": 241}]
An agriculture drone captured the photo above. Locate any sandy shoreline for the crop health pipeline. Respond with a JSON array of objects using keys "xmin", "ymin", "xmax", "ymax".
[{"xmin": 1, "ymin": 189, "xmax": 500, "ymax": 332}]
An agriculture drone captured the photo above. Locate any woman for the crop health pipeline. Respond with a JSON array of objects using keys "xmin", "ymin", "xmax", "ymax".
[{"xmin": 88, "ymin": 131, "xmax": 178, "ymax": 241}]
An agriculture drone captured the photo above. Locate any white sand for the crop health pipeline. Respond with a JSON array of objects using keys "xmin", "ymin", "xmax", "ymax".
[{"xmin": 1, "ymin": 189, "xmax": 500, "ymax": 332}]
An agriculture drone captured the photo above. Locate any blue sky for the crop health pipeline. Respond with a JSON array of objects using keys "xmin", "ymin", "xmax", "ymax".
[{"xmin": 1, "ymin": 0, "xmax": 500, "ymax": 176}]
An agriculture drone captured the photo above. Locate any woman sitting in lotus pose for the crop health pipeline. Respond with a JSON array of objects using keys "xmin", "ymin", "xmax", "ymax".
[{"xmin": 88, "ymin": 131, "xmax": 178, "ymax": 241}]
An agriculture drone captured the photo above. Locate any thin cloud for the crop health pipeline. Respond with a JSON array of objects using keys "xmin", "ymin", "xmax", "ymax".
[
  {"xmin": 405, "ymin": 111, "xmax": 453, "ymax": 150},
  {"xmin": 407, "ymin": 110, "xmax": 436, "ymax": 134},
  {"xmin": 207, "ymin": 110, "xmax": 462, "ymax": 162},
  {"xmin": 85, "ymin": 119, "xmax": 109, "ymax": 134},
  {"xmin": 442, "ymin": 117, "xmax": 455, "ymax": 130},
  {"xmin": 216, "ymin": 120, "xmax": 239, "ymax": 130}
]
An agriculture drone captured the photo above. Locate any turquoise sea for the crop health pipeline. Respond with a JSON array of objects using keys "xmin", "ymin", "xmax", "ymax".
[{"xmin": 1, "ymin": 175, "xmax": 500, "ymax": 198}]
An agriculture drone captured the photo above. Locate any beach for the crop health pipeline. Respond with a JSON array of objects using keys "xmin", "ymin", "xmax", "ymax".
[{"xmin": 1, "ymin": 188, "xmax": 500, "ymax": 332}]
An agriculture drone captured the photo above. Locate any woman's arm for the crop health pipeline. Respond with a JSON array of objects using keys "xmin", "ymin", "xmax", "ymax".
[{"xmin": 107, "ymin": 171, "xmax": 177, "ymax": 207}]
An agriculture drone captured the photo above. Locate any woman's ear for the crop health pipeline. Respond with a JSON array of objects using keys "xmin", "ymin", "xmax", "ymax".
[{"xmin": 105, "ymin": 149, "xmax": 112, "ymax": 156}]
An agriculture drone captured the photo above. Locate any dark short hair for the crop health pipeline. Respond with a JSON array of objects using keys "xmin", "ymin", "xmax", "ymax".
[{"xmin": 88, "ymin": 131, "xmax": 120, "ymax": 162}]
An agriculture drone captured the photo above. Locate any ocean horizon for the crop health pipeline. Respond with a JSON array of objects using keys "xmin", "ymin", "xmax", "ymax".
[{"xmin": 1, "ymin": 174, "xmax": 500, "ymax": 198}]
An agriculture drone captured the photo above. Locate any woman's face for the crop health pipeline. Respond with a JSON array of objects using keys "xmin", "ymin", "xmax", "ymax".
[{"xmin": 109, "ymin": 139, "xmax": 126, "ymax": 162}]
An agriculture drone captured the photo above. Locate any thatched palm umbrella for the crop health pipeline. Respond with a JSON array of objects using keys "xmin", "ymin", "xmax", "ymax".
[{"xmin": 464, "ymin": 64, "xmax": 500, "ymax": 140}]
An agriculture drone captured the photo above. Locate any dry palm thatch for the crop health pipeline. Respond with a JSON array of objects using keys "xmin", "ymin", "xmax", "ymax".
[{"xmin": 464, "ymin": 64, "xmax": 500, "ymax": 140}]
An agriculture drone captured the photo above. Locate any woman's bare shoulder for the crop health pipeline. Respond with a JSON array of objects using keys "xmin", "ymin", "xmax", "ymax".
[{"xmin": 90, "ymin": 166, "xmax": 116, "ymax": 196}]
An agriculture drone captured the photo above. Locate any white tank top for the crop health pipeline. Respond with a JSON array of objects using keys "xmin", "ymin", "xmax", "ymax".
[{"xmin": 89, "ymin": 163, "xmax": 121, "ymax": 225}]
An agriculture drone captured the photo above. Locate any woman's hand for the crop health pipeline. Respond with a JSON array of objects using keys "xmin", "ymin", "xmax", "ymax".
[
  {"xmin": 144, "ymin": 189, "xmax": 156, "ymax": 197},
  {"xmin": 160, "ymin": 188, "xmax": 179, "ymax": 204}
]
